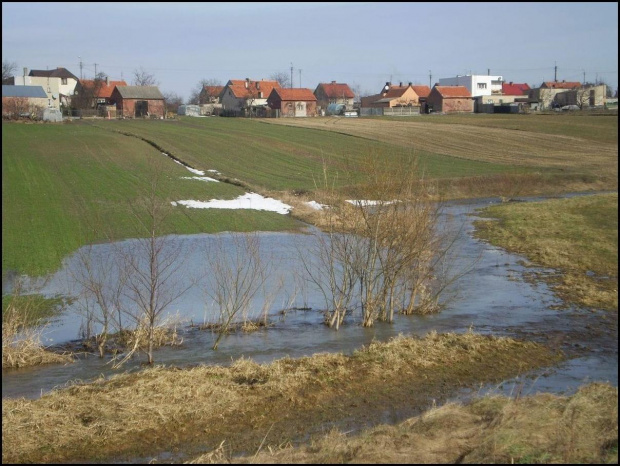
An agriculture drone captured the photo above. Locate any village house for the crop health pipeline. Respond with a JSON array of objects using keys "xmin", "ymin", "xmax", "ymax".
[
  {"xmin": 18, "ymin": 67, "xmax": 80, "ymax": 110},
  {"xmin": 313, "ymin": 81, "xmax": 355, "ymax": 112},
  {"xmin": 2, "ymin": 84, "xmax": 49, "ymax": 118},
  {"xmin": 110, "ymin": 85, "xmax": 165, "ymax": 118},
  {"xmin": 427, "ymin": 85, "xmax": 474, "ymax": 113},
  {"xmin": 360, "ymin": 82, "xmax": 427, "ymax": 116},
  {"xmin": 267, "ymin": 88, "xmax": 318, "ymax": 117},
  {"xmin": 528, "ymin": 81, "xmax": 582, "ymax": 110},
  {"xmin": 198, "ymin": 85, "xmax": 224, "ymax": 104},
  {"xmin": 220, "ymin": 78, "xmax": 281, "ymax": 116},
  {"xmin": 77, "ymin": 77, "xmax": 128, "ymax": 109},
  {"xmin": 438, "ymin": 74, "xmax": 504, "ymax": 98}
]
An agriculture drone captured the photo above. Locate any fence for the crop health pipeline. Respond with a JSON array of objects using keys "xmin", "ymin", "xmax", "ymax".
[{"xmin": 383, "ymin": 106, "xmax": 420, "ymax": 116}]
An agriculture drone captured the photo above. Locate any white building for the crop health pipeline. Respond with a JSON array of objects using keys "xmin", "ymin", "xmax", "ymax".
[
  {"xmin": 438, "ymin": 74, "xmax": 504, "ymax": 97},
  {"xmin": 13, "ymin": 67, "xmax": 79, "ymax": 110}
]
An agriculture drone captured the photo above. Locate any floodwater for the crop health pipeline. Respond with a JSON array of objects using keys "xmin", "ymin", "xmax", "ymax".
[{"xmin": 2, "ymin": 194, "xmax": 617, "ymax": 400}]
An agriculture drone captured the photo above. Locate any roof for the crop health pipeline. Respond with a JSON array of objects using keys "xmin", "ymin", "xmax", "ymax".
[
  {"xmin": 226, "ymin": 79, "xmax": 281, "ymax": 99},
  {"xmin": 80, "ymin": 79, "xmax": 128, "ymax": 98},
  {"xmin": 410, "ymin": 85, "xmax": 431, "ymax": 98},
  {"xmin": 433, "ymin": 86, "xmax": 472, "ymax": 98},
  {"xmin": 2, "ymin": 85, "xmax": 48, "ymax": 98},
  {"xmin": 540, "ymin": 81, "xmax": 581, "ymax": 89},
  {"xmin": 315, "ymin": 82, "xmax": 355, "ymax": 99},
  {"xmin": 269, "ymin": 88, "xmax": 317, "ymax": 101},
  {"xmin": 28, "ymin": 67, "xmax": 79, "ymax": 81},
  {"xmin": 502, "ymin": 82, "xmax": 531, "ymax": 95},
  {"xmin": 113, "ymin": 86, "xmax": 164, "ymax": 100},
  {"xmin": 201, "ymin": 85, "xmax": 224, "ymax": 96}
]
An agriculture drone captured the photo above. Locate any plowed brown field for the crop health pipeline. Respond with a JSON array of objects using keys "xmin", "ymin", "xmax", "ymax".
[{"xmin": 263, "ymin": 118, "xmax": 618, "ymax": 175}]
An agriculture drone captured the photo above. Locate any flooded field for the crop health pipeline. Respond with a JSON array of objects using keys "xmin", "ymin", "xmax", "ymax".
[{"xmin": 2, "ymin": 194, "xmax": 617, "ymax": 400}]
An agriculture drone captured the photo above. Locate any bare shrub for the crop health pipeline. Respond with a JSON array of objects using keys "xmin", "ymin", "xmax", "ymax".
[
  {"xmin": 2, "ymin": 280, "xmax": 72, "ymax": 369},
  {"xmin": 201, "ymin": 233, "xmax": 275, "ymax": 350}
]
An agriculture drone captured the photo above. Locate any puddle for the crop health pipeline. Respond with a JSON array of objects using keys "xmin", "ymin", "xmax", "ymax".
[{"xmin": 2, "ymin": 194, "xmax": 617, "ymax": 400}]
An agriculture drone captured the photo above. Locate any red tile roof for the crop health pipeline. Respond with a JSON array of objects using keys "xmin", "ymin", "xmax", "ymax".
[
  {"xmin": 382, "ymin": 86, "xmax": 409, "ymax": 99},
  {"xmin": 410, "ymin": 85, "xmax": 431, "ymax": 98},
  {"xmin": 541, "ymin": 81, "xmax": 581, "ymax": 89},
  {"xmin": 502, "ymin": 82, "xmax": 531, "ymax": 95},
  {"xmin": 202, "ymin": 85, "xmax": 224, "ymax": 96},
  {"xmin": 270, "ymin": 88, "xmax": 317, "ymax": 101},
  {"xmin": 227, "ymin": 79, "xmax": 281, "ymax": 99},
  {"xmin": 316, "ymin": 82, "xmax": 355, "ymax": 98},
  {"xmin": 81, "ymin": 79, "xmax": 128, "ymax": 98},
  {"xmin": 433, "ymin": 86, "xmax": 472, "ymax": 98}
]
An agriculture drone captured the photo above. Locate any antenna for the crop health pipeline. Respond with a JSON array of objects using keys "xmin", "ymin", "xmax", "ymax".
[
  {"xmin": 78, "ymin": 56, "xmax": 83, "ymax": 80},
  {"xmin": 290, "ymin": 63, "xmax": 293, "ymax": 89},
  {"xmin": 429, "ymin": 70, "xmax": 432, "ymax": 88},
  {"xmin": 299, "ymin": 69, "xmax": 301, "ymax": 88}
]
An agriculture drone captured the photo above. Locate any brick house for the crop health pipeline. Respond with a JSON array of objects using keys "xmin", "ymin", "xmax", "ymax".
[
  {"xmin": 78, "ymin": 77, "xmax": 128, "ymax": 108},
  {"xmin": 528, "ymin": 81, "xmax": 581, "ymax": 110},
  {"xmin": 313, "ymin": 81, "xmax": 355, "ymax": 111},
  {"xmin": 427, "ymin": 85, "xmax": 473, "ymax": 113},
  {"xmin": 220, "ymin": 78, "xmax": 281, "ymax": 116},
  {"xmin": 110, "ymin": 85, "xmax": 165, "ymax": 118},
  {"xmin": 267, "ymin": 88, "xmax": 318, "ymax": 117}
]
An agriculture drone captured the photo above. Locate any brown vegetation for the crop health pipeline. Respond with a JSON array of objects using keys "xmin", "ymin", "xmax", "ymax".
[
  {"xmin": 1, "ymin": 332, "xmax": 561, "ymax": 463},
  {"xmin": 207, "ymin": 383, "xmax": 617, "ymax": 464}
]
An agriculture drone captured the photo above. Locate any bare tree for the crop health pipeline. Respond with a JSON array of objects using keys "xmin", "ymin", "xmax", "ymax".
[
  {"xmin": 133, "ymin": 67, "xmax": 159, "ymax": 87},
  {"xmin": 69, "ymin": 244, "xmax": 128, "ymax": 358},
  {"xmin": 73, "ymin": 72, "xmax": 107, "ymax": 110},
  {"xmin": 2, "ymin": 60, "xmax": 17, "ymax": 83},
  {"xmin": 163, "ymin": 91, "xmax": 183, "ymax": 114},
  {"xmin": 201, "ymin": 233, "xmax": 273, "ymax": 350},
  {"xmin": 119, "ymin": 160, "xmax": 193, "ymax": 365},
  {"xmin": 269, "ymin": 71, "xmax": 291, "ymax": 89}
]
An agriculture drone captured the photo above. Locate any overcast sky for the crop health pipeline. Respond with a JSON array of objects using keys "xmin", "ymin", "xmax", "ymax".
[{"xmin": 3, "ymin": 2, "xmax": 618, "ymax": 101}]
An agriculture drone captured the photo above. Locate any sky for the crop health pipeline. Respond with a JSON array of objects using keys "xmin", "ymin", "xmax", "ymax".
[{"xmin": 2, "ymin": 2, "xmax": 618, "ymax": 101}]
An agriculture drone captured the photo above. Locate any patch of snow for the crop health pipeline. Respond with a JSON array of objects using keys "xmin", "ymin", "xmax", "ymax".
[
  {"xmin": 181, "ymin": 176, "xmax": 219, "ymax": 183},
  {"xmin": 174, "ymin": 193, "xmax": 292, "ymax": 215},
  {"xmin": 207, "ymin": 169, "xmax": 220, "ymax": 174},
  {"xmin": 171, "ymin": 201, "xmax": 178, "ymax": 206},
  {"xmin": 305, "ymin": 201, "xmax": 327, "ymax": 210},
  {"xmin": 185, "ymin": 166, "xmax": 205, "ymax": 176}
]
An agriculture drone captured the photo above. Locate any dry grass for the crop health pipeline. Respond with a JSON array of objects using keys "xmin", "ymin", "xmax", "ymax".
[
  {"xmin": 222, "ymin": 383, "xmax": 617, "ymax": 464},
  {"xmin": 262, "ymin": 118, "xmax": 618, "ymax": 176},
  {"xmin": 2, "ymin": 331, "xmax": 561, "ymax": 463},
  {"xmin": 2, "ymin": 294, "xmax": 73, "ymax": 370}
]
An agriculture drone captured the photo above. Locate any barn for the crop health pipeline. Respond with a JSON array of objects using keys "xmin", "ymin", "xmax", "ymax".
[
  {"xmin": 267, "ymin": 88, "xmax": 317, "ymax": 117},
  {"xmin": 427, "ymin": 86, "xmax": 473, "ymax": 114},
  {"xmin": 110, "ymin": 85, "xmax": 165, "ymax": 118}
]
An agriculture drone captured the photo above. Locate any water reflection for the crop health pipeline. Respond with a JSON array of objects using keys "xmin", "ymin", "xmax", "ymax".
[{"xmin": 3, "ymin": 194, "xmax": 617, "ymax": 399}]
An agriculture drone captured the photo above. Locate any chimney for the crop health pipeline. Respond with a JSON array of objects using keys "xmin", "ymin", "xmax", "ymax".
[
  {"xmin": 399, "ymin": 82, "xmax": 402, "ymax": 87},
  {"xmin": 331, "ymin": 80, "xmax": 336, "ymax": 84},
  {"xmin": 256, "ymin": 81, "xmax": 260, "ymax": 90},
  {"xmin": 105, "ymin": 76, "xmax": 109, "ymax": 86},
  {"xmin": 245, "ymin": 78, "xmax": 249, "ymax": 88},
  {"xmin": 408, "ymin": 82, "xmax": 412, "ymax": 86}
]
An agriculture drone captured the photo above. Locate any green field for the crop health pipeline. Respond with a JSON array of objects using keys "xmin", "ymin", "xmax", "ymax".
[{"xmin": 2, "ymin": 114, "xmax": 617, "ymax": 277}]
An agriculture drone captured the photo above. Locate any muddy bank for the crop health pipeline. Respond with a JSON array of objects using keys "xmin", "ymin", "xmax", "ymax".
[{"xmin": 2, "ymin": 332, "xmax": 561, "ymax": 463}]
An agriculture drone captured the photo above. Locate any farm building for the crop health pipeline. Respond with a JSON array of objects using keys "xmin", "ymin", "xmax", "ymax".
[
  {"xmin": 267, "ymin": 88, "xmax": 318, "ymax": 117},
  {"xmin": 198, "ymin": 85, "xmax": 225, "ymax": 104},
  {"xmin": 110, "ymin": 85, "xmax": 165, "ymax": 118},
  {"xmin": 314, "ymin": 81, "xmax": 355, "ymax": 112},
  {"xmin": 427, "ymin": 85, "xmax": 474, "ymax": 113},
  {"xmin": 360, "ymin": 82, "xmax": 426, "ymax": 116},
  {"xmin": 2, "ymin": 84, "xmax": 50, "ymax": 118}
]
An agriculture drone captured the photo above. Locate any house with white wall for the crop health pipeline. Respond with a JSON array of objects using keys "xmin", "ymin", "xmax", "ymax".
[
  {"xmin": 438, "ymin": 74, "xmax": 504, "ymax": 97},
  {"xmin": 13, "ymin": 67, "xmax": 79, "ymax": 110}
]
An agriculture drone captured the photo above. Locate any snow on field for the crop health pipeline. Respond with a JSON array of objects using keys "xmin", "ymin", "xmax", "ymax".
[
  {"xmin": 181, "ymin": 176, "xmax": 219, "ymax": 183},
  {"xmin": 305, "ymin": 201, "xmax": 327, "ymax": 210},
  {"xmin": 173, "ymin": 192, "xmax": 292, "ymax": 214}
]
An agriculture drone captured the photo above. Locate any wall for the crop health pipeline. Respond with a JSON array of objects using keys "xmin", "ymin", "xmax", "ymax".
[
  {"xmin": 438, "ymin": 75, "xmax": 503, "ymax": 97},
  {"xmin": 117, "ymin": 99, "xmax": 165, "ymax": 118},
  {"xmin": 13, "ymin": 76, "xmax": 60, "ymax": 109}
]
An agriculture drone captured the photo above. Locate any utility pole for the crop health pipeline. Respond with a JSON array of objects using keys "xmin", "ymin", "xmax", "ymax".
[
  {"xmin": 299, "ymin": 69, "xmax": 301, "ymax": 88},
  {"xmin": 583, "ymin": 70, "xmax": 586, "ymax": 85},
  {"xmin": 290, "ymin": 63, "xmax": 293, "ymax": 89},
  {"xmin": 554, "ymin": 61, "xmax": 557, "ymax": 82},
  {"xmin": 429, "ymin": 70, "xmax": 432, "ymax": 88},
  {"xmin": 78, "ymin": 56, "xmax": 83, "ymax": 80},
  {"xmin": 94, "ymin": 63, "xmax": 98, "ymax": 78}
]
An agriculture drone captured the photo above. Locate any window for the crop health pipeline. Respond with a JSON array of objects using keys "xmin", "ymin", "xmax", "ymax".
[
  {"xmin": 477, "ymin": 83, "xmax": 487, "ymax": 89},
  {"xmin": 61, "ymin": 78, "xmax": 67, "ymax": 85}
]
